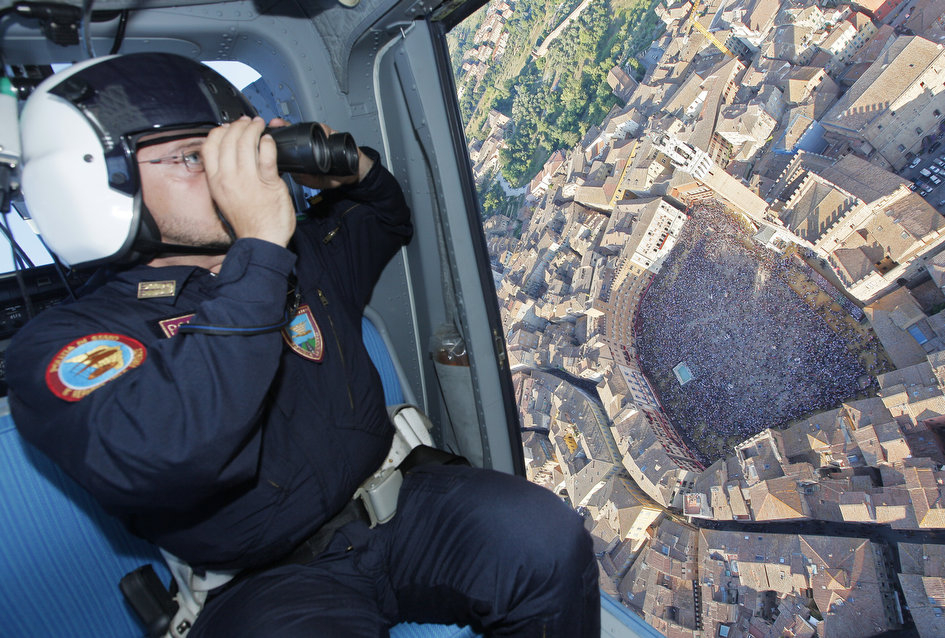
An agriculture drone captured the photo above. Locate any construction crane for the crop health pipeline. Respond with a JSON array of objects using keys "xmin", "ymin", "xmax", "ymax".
[{"xmin": 687, "ymin": 0, "xmax": 735, "ymax": 58}]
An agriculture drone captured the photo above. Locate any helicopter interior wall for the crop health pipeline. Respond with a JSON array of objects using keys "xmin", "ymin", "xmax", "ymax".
[
  {"xmin": 374, "ymin": 21, "xmax": 520, "ymax": 473},
  {"xmin": 370, "ymin": 29, "xmax": 463, "ymax": 460}
]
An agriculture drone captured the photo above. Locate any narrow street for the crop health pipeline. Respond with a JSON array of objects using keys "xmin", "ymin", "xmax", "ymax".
[{"xmin": 537, "ymin": 365, "xmax": 626, "ymax": 464}]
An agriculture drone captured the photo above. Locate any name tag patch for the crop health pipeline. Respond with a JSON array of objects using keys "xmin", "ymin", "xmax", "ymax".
[
  {"xmin": 45, "ymin": 334, "xmax": 147, "ymax": 402},
  {"xmin": 137, "ymin": 280, "xmax": 177, "ymax": 299},
  {"xmin": 282, "ymin": 304, "xmax": 324, "ymax": 362},
  {"xmin": 158, "ymin": 314, "xmax": 195, "ymax": 338}
]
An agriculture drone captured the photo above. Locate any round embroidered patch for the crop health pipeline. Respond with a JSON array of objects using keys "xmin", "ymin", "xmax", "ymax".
[
  {"xmin": 45, "ymin": 334, "xmax": 147, "ymax": 402},
  {"xmin": 281, "ymin": 304, "xmax": 325, "ymax": 362}
]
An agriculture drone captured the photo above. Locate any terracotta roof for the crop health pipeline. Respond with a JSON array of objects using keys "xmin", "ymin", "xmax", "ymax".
[
  {"xmin": 823, "ymin": 36, "xmax": 945, "ymax": 133},
  {"xmin": 848, "ymin": 12, "xmax": 873, "ymax": 31},
  {"xmin": 904, "ymin": 0, "xmax": 945, "ymax": 35},
  {"xmin": 865, "ymin": 288, "xmax": 933, "ymax": 369},
  {"xmin": 839, "ymin": 491, "xmax": 874, "ymax": 523},
  {"xmin": 875, "ymin": 421, "xmax": 911, "ymax": 462},
  {"xmin": 727, "ymin": 482, "xmax": 751, "ymax": 517},
  {"xmin": 897, "ymin": 571, "xmax": 945, "ymax": 638},
  {"xmin": 831, "ymin": 246, "xmax": 874, "ymax": 283},
  {"xmin": 899, "ymin": 542, "xmax": 945, "ymax": 578},
  {"xmin": 780, "ymin": 179, "xmax": 851, "ymax": 241},
  {"xmin": 823, "ymin": 567, "xmax": 849, "ymax": 589},
  {"xmin": 906, "ymin": 468, "xmax": 945, "ymax": 528},
  {"xmin": 872, "ymin": 486, "xmax": 918, "ymax": 528},
  {"xmin": 788, "ymin": 66, "xmax": 825, "ymax": 82},
  {"xmin": 745, "ymin": 0, "xmax": 780, "ymax": 33},
  {"xmin": 748, "ymin": 477, "xmax": 809, "ymax": 520},
  {"xmin": 773, "ymin": 24, "xmax": 814, "ymax": 61},
  {"xmin": 850, "ymin": 24, "xmax": 896, "ymax": 66},
  {"xmin": 877, "ymin": 359, "xmax": 938, "ymax": 391},
  {"xmin": 816, "ymin": 154, "xmax": 910, "ymax": 204},
  {"xmin": 861, "ymin": 195, "xmax": 945, "ymax": 263}
]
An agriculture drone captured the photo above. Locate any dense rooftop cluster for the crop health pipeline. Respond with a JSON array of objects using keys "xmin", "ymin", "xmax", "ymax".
[{"xmin": 455, "ymin": 0, "xmax": 945, "ymax": 635}]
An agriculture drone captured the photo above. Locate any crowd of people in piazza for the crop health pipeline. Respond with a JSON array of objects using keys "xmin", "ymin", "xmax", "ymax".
[
  {"xmin": 789, "ymin": 254, "xmax": 891, "ymax": 378},
  {"xmin": 635, "ymin": 203, "xmax": 869, "ymax": 460},
  {"xmin": 795, "ymin": 253, "xmax": 864, "ymax": 321}
]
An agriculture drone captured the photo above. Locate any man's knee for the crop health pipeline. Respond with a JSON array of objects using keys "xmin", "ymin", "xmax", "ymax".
[
  {"xmin": 399, "ymin": 464, "xmax": 593, "ymax": 572},
  {"xmin": 457, "ymin": 468, "xmax": 595, "ymax": 587},
  {"xmin": 484, "ymin": 479, "xmax": 600, "ymax": 637},
  {"xmin": 392, "ymin": 465, "xmax": 600, "ymax": 637},
  {"xmin": 523, "ymin": 492, "xmax": 596, "ymax": 593}
]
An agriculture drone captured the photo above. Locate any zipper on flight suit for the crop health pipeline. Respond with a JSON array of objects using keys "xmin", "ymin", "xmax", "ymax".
[
  {"xmin": 322, "ymin": 204, "xmax": 359, "ymax": 244},
  {"xmin": 317, "ymin": 288, "xmax": 355, "ymax": 410}
]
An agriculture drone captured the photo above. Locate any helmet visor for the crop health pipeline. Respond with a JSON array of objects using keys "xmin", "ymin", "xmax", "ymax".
[{"xmin": 47, "ymin": 53, "xmax": 257, "ymax": 196}]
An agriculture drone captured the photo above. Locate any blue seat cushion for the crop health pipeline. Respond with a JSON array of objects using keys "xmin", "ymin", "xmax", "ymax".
[
  {"xmin": 0, "ymin": 406, "xmax": 171, "ymax": 637},
  {"xmin": 391, "ymin": 623, "xmax": 479, "ymax": 638}
]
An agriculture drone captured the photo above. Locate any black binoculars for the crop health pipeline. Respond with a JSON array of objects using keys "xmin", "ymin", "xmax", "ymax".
[{"xmin": 265, "ymin": 122, "xmax": 359, "ymax": 176}]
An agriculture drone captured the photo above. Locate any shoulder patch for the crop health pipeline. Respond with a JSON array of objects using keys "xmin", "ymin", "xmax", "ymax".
[
  {"xmin": 282, "ymin": 304, "xmax": 325, "ymax": 362},
  {"xmin": 45, "ymin": 334, "xmax": 147, "ymax": 402}
]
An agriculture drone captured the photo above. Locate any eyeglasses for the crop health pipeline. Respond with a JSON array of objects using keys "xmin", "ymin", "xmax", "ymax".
[{"xmin": 137, "ymin": 149, "xmax": 204, "ymax": 173}]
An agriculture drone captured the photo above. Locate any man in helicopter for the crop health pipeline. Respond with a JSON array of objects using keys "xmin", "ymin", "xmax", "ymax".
[{"xmin": 6, "ymin": 52, "xmax": 599, "ymax": 637}]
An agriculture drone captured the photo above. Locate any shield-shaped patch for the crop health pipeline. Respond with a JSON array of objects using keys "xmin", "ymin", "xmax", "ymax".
[{"xmin": 281, "ymin": 304, "xmax": 325, "ymax": 362}]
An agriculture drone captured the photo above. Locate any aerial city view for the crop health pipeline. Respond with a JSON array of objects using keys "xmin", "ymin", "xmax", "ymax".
[{"xmin": 448, "ymin": 0, "xmax": 945, "ymax": 636}]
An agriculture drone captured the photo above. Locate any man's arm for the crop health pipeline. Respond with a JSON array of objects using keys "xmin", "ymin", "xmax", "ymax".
[
  {"xmin": 202, "ymin": 117, "xmax": 297, "ymax": 248},
  {"xmin": 295, "ymin": 146, "xmax": 413, "ymax": 309},
  {"xmin": 6, "ymin": 238, "xmax": 295, "ymax": 514}
]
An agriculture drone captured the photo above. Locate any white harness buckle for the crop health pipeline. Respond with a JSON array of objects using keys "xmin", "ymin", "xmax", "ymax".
[{"xmin": 354, "ymin": 404, "xmax": 434, "ymax": 526}]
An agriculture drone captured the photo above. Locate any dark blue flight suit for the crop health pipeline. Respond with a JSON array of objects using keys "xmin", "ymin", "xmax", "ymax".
[{"xmin": 6, "ymin": 152, "xmax": 599, "ymax": 637}]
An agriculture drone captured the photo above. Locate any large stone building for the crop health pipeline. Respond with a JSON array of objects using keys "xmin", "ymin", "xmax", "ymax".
[
  {"xmin": 765, "ymin": 151, "xmax": 945, "ymax": 303},
  {"xmin": 826, "ymin": 191, "xmax": 945, "ymax": 302},
  {"xmin": 600, "ymin": 197, "xmax": 687, "ymax": 276},
  {"xmin": 897, "ymin": 543, "xmax": 945, "ymax": 638},
  {"xmin": 821, "ymin": 36, "xmax": 945, "ymax": 170}
]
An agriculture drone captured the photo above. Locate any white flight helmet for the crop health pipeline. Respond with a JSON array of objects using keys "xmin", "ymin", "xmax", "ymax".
[{"xmin": 19, "ymin": 53, "xmax": 258, "ymax": 266}]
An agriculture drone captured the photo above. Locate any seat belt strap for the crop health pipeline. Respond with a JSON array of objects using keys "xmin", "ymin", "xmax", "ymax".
[
  {"xmin": 159, "ymin": 549, "xmax": 240, "ymax": 637},
  {"xmin": 352, "ymin": 404, "xmax": 435, "ymax": 526}
]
